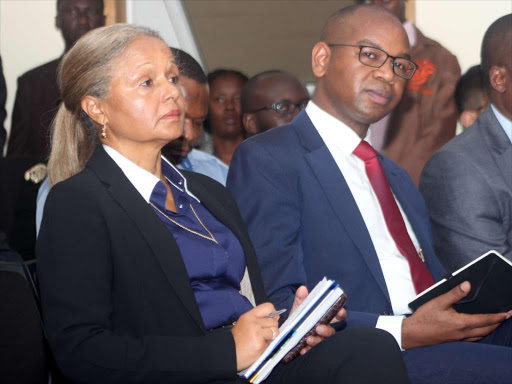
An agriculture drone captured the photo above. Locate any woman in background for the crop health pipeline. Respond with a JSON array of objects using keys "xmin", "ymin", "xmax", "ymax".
[
  {"xmin": 37, "ymin": 24, "xmax": 410, "ymax": 384},
  {"xmin": 206, "ymin": 69, "xmax": 247, "ymax": 165}
]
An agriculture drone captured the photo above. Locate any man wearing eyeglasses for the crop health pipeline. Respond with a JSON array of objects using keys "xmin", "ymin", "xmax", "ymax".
[
  {"xmin": 228, "ymin": 4, "xmax": 512, "ymax": 383},
  {"xmin": 359, "ymin": 0, "xmax": 460, "ymax": 186},
  {"xmin": 240, "ymin": 70, "xmax": 310, "ymax": 137},
  {"xmin": 7, "ymin": 0, "xmax": 105, "ymax": 161}
]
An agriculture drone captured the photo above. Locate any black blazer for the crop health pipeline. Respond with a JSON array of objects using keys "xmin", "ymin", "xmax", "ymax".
[
  {"xmin": 37, "ymin": 145, "xmax": 267, "ymax": 384},
  {"xmin": 7, "ymin": 58, "xmax": 61, "ymax": 161}
]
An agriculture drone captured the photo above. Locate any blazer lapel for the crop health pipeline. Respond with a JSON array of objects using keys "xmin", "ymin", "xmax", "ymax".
[
  {"xmin": 294, "ymin": 113, "xmax": 391, "ymax": 304},
  {"xmin": 87, "ymin": 147, "xmax": 206, "ymax": 331},
  {"xmin": 481, "ymin": 107, "xmax": 512, "ymax": 191}
]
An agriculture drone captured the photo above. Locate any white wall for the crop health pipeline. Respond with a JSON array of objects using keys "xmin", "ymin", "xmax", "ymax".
[
  {"xmin": 415, "ymin": 0, "xmax": 511, "ymax": 74},
  {"xmin": 0, "ymin": 0, "xmax": 510, "ymax": 150},
  {"xmin": 0, "ymin": 0, "xmax": 63, "ymax": 150}
]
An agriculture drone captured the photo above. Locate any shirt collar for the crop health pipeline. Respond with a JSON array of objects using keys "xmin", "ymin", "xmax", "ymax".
[
  {"xmin": 490, "ymin": 104, "xmax": 512, "ymax": 144},
  {"xmin": 305, "ymin": 100, "xmax": 370, "ymax": 156},
  {"xmin": 403, "ymin": 20, "xmax": 417, "ymax": 48},
  {"xmin": 103, "ymin": 144, "xmax": 200, "ymax": 203}
]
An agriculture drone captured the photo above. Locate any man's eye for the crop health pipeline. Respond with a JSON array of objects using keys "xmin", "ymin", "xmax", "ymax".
[
  {"xmin": 394, "ymin": 61, "xmax": 406, "ymax": 71},
  {"xmin": 364, "ymin": 51, "xmax": 377, "ymax": 60},
  {"xmin": 141, "ymin": 79, "xmax": 152, "ymax": 87},
  {"xmin": 169, "ymin": 76, "xmax": 179, "ymax": 84},
  {"xmin": 215, "ymin": 96, "xmax": 225, "ymax": 103}
]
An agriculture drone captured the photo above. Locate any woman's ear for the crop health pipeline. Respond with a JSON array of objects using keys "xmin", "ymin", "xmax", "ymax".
[{"xmin": 81, "ymin": 95, "xmax": 106, "ymax": 125}]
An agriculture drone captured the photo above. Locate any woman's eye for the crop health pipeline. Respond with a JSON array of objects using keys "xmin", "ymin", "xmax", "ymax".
[
  {"xmin": 169, "ymin": 76, "xmax": 179, "ymax": 84},
  {"xmin": 215, "ymin": 96, "xmax": 225, "ymax": 103},
  {"xmin": 141, "ymin": 79, "xmax": 152, "ymax": 87}
]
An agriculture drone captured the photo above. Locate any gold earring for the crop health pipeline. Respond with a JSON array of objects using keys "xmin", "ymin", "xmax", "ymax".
[{"xmin": 101, "ymin": 123, "xmax": 107, "ymax": 139}]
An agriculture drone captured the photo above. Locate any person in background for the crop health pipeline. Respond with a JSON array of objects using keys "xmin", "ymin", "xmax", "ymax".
[
  {"xmin": 241, "ymin": 70, "xmax": 310, "ymax": 137},
  {"xmin": 7, "ymin": 0, "xmax": 105, "ymax": 161},
  {"xmin": 455, "ymin": 65, "xmax": 489, "ymax": 129},
  {"xmin": 420, "ymin": 14, "xmax": 512, "ymax": 272},
  {"xmin": 360, "ymin": 0, "xmax": 461, "ymax": 185},
  {"xmin": 0, "ymin": 55, "xmax": 7, "ymax": 155},
  {"xmin": 162, "ymin": 48, "xmax": 228, "ymax": 186},
  {"xmin": 228, "ymin": 5, "xmax": 512, "ymax": 383},
  {"xmin": 204, "ymin": 69, "xmax": 248, "ymax": 165},
  {"xmin": 36, "ymin": 23, "xmax": 410, "ymax": 384}
]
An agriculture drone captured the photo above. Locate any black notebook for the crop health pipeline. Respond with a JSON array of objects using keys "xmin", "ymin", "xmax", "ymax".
[{"xmin": 409, "ymin": 250, "xmax": 512, "ymax": 314}]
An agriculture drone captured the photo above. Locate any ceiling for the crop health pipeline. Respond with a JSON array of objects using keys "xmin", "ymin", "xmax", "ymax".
[{"xmin": 183, "ymin": 0, "xmax": 355, "ymax": 82}]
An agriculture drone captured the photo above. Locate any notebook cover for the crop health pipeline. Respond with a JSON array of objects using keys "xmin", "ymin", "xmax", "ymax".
[
  {"xmin": 282, "ymin": 293, "xmax": 347, "ymax": 364},
  {"xmin": 408, "ymin": 251, "xmax": 512, "ymax": 314}
]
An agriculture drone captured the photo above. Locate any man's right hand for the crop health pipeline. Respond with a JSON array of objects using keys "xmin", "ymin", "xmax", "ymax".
[
  {"xmin": 402, "ymin": 281, "xmax": 512, "ymax": 350},
  {"xmin": 231, "ymin": 303, "xmax": 280, "ymax": 372}
]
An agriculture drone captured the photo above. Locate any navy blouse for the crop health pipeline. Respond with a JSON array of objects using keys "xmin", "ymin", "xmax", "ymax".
[{"xmin": 150, "ymin": 161, "xmax": 253, "ymax": 330}]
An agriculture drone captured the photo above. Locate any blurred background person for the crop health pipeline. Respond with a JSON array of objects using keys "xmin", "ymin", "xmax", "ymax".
[
  {"xmin": 360, "ymin": 0, "xmax": 461, "ymax": 185},
  {"xmin": 162, "ymin": 47, "xmax": 228, "ymax": 185},
  {"xmin": 241, "ymin": 70, "xmax": 310, "ymax": 137},
  {"xmin": 37, "ymin": 23, "xmax": 409, "ymax": 384},
  {"xmin": 455, "ymin": 65, "xmax": 489, "ymax": 129},
  {"xmin": 204, "ymin": 69, "xmax": 247, "ymax": 165},
  {"xmin": 0, "ymin": 55, "xmax": 6, "ymax": 155},
  {"xmin": 7, "ymin": 0, "xmax": 105, "ymax": 161},
  {"xmin": 420, "ymin": 14, "xmax": 512, "ymax": 272}
]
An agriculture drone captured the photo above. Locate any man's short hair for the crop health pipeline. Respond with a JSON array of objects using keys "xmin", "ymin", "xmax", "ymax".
[
  {"xmin": 170, "ymin": 47, "xmax": 207, "ymax": 84},
  {"xmin": 481, "ymin": 14, "xmax": 512, "ymax": 82},
  {"xmin": 241, "ymin": 70, "xmax": 287, "ymax": 113},
  {"xmin": 454, "ymin": 65, "xmax": 486, "ymax": 114},
  {"xmin": 57, "ymin": 0, "xmax": 104, "ymax": 13}
]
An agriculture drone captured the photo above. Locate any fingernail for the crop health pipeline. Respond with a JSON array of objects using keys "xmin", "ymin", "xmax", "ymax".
[{"xmin": 460, "ymin": 282, "xmax": 469, "ymax": 292}]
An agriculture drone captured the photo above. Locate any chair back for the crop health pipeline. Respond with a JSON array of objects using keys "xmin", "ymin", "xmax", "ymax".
[{"xmin": 0, "ymin": 256, "xmax": 49, "ymax": 384}]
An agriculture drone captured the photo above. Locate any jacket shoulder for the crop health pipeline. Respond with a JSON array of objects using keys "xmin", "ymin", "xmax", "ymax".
[{"xmin": 18, "ymin": 58, "xmax": 60, "ymax": 84}]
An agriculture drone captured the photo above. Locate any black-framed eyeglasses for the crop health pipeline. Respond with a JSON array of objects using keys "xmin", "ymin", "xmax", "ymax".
[
  {"xmin": 250, "ymin": 99, "xmax": 310, "ymax": 115},
  {"xmin": 327, "ymin": 44, "xmax": 418, "ymax": 80}
]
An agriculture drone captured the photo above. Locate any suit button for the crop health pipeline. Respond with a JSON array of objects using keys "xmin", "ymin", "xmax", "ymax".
[{"xmin": 381, "ymin": 311, "xmax": 392, "ymax": 315}]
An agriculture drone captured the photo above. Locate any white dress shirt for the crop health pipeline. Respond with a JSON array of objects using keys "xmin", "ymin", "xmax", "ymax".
[
  {"xmin": 306, "ymin": 101, "xmax": 422, "ymax": 349},
  {"xmin": 491, "ymin": 104, "xmax": 512, "ymax": 144},
  {"xmin": 102, "ymin": 144, "xmax": 200, "ymax": 204}
]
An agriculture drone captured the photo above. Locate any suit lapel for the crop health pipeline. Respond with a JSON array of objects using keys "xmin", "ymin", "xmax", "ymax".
[
  {"xmin": 294, "ymin": 112, "xmax": 391, "ymax": 304},
  {"xmin": 481, "ymin": 107, "xmax": 512, "ymax": 191},
  {"xmin": 87, "ymin": 147, "xmax": 206, "ymax": 331}
]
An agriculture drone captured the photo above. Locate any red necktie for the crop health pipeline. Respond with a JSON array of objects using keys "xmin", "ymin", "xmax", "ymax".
[{"xmin": 353, "ymin": 140, "xmax": 434, "ymax": 294}]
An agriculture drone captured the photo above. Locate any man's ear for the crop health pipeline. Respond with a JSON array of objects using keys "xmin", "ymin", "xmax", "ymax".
[
  {"xmin": 81, "ymin": 96, "xmax": 106, "ymax": 127},
  {"xmin": 312, "ymin": 42, "xmax": 330, "ymax": 79},
  {"xmin": 243, "ymin": 113, "xmax": 259, "ymax": 137},
  {"xmin": 489, "ymin": 65, "xmax": 507, "ymax": 93}
]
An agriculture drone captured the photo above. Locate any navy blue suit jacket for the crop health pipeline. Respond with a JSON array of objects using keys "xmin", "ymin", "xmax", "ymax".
[{"xmin": 228, "ymin": 110, "xmax": 446, "ymax": 329}]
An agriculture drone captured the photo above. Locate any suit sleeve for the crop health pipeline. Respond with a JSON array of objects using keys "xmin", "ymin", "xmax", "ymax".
[
  {"xmin": 420, "ymin": 150, "xmax": 511, "ymax": 272},
  {"xmin": 7, "ymin": 76, "xmax": 30, "ymax": 158},
  {"xmin": 37, "ymin": 182, "xmax": 238, "ymax": 384},
  {"xmin": 227, "ymin": 140, "xmax": 307, "ymax": 316}
]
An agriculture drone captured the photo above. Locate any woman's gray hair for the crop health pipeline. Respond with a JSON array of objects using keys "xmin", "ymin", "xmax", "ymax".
[{"xmin": 48, "ymin": 24, "xmax": 163, "ymax": 186}]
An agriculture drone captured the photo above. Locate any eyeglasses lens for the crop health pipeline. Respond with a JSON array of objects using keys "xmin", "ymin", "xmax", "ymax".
[{"xmin": 359, "ymin": 47, "xmax": 416, "ymax": 80}]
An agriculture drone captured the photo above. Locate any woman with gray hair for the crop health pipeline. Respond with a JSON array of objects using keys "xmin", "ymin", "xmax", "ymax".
[{"xmin": 37, "ymin": 23, "xmax": 410, "ymax": 384}]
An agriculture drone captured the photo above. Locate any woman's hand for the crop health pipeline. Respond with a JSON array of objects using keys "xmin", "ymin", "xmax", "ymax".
[
  {"xmin": 231, "ymin": 303, "xmax": 280, "ymax": 371},
  {"xmin": 290, "ymin": 286, "xmax": 347, "ymax": 356}
]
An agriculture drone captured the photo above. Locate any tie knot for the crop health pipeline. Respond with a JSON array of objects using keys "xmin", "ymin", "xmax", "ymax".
[{"xmin": 353, "ymin": 140, "xmax": 378, "ymax": 162}]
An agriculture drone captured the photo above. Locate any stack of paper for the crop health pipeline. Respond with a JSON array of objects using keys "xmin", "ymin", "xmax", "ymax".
[{"xmin": 240, "ymin": 277, "xmax": 346, "ymax": 383}]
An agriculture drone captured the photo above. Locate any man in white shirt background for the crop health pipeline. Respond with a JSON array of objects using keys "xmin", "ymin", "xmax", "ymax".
[{"xmin": 228, "ymin": 5, "xmax": 512, "ymax": 383}]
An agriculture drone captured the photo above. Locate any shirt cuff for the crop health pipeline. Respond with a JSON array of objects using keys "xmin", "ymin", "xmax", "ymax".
[{"xmin": 376, "ymin": 315, "xmax": 405, "ymax": 351}]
